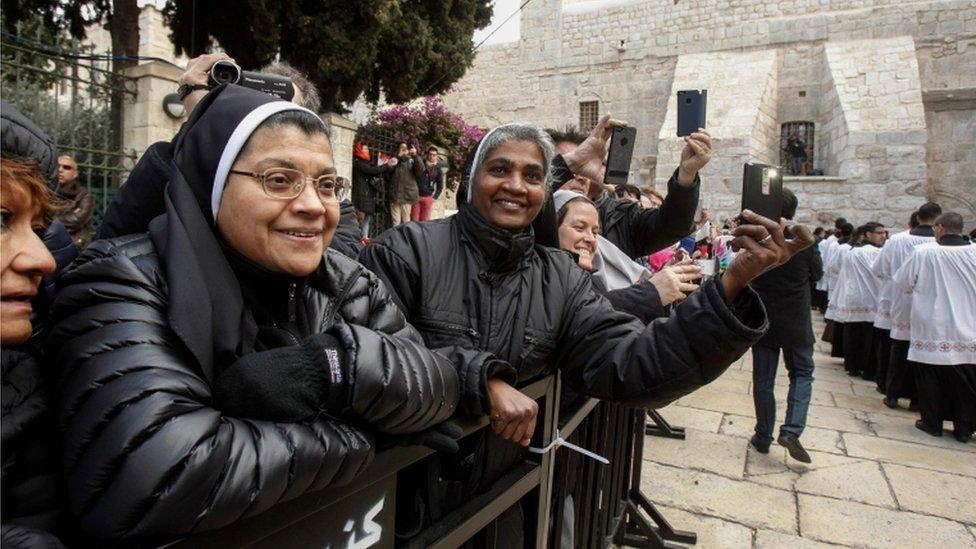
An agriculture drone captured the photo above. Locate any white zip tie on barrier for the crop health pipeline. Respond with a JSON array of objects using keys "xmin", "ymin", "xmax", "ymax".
[{"xmin": 528, "ymin": 429, "xmax": 610, "ymax": 464}]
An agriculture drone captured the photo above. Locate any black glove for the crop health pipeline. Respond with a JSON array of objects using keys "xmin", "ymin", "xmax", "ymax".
[
  {"xmin": 214, "ymin": 332, "xmax": 348, "ymax": 423},
  {"xmin": 377, "ymin": 420, "xmax": 464, "ymax": 454}
]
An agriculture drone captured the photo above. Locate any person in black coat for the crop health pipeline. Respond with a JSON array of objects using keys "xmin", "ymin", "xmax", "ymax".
[
  {"xmin": 547, "ymin": 119, "xmax": 706, "ymax": 259},
  {"xmin": 48, "ymin": 85, "xmax": 467, "ymax": 541},
  {"xmin": 1, "ymin": 101, "xmax": 64, "ymax": 548},
  {"xmin": 351, "ymin": 141, "xmax": 393, "ymax": 238},
  {"xmin": 748, "ymin": 189, "xmax": 823, "ymax": 463},
  {"xmin": 360, "ymin": 123, "xmax": 813, "ymax": 544}
]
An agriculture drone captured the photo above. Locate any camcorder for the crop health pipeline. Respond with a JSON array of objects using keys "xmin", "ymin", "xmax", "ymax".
[{"xmin": 208, "ymin": 61, "xmax": 295, "ymax": 101}]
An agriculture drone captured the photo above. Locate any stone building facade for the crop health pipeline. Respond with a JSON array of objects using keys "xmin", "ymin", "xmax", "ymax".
[{"xmin": 442, "ymin": 0, "xmax": 976, "ymax": 229}]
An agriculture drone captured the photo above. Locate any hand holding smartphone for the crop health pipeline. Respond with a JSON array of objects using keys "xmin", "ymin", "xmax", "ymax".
[
  {"xmin": 605, "ymin": 126, "xmax": 637, "ymax": 185},
  {"xmin": 677, "ymin": 90, "xmax": 707, "ymax": 137},
  {"xmin": 740, "ymin": 162, "xmax": 783, "ymax": 221}
]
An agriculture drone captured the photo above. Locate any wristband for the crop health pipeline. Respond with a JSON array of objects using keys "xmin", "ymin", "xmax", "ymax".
[{"xmin": 177, "ymin": 83, "xmax": 209, "ymax": 101}]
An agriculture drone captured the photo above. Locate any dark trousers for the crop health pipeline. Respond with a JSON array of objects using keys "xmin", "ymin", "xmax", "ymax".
[
  {"xmin": 830, "ymin": 321, "xmax": 846, "ymax": 358},
  {"xmin": 914, "ymin": 362, "xmax": 976, "ymax": 437},
  {"xmin": 873, "ymin": 328, "xmax": 891, "ymax": 391},
  {"xmin": 843, "ymin": 322, "xmax": 874, "ymax": 377},
  {"xmin": 885, "ymin": 339, "xmax": 916, "ymax": 401},
  {"xmin": 813, "ymin": 289, "xmax": 828, "ymax": 312},
  {"xmin": 752, "ymin": 344, "xmax": 816, "ymax": 446}
]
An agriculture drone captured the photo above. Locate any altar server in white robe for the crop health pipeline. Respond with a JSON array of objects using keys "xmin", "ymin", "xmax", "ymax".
[
  {"xmin": 883, "ymin": 202, "xmax": 941, "ymax": 408},
  {"xmin": 824, "ymin": 222, "xmax": 854, "ymax": 358},
  {"xmin": 815, "ymin": 218, "xmax": 844, "ymax": 311},
  {"xmin": 833, "ymin": 223, "xmax": 886, "ymax": 379},
  {"xmin": 894, "ymin": 212, "xmax": 976, "ymax": 443},
  {"xmin": 871, "ymin": 212, "xmax": 919, "ymax": 390}
]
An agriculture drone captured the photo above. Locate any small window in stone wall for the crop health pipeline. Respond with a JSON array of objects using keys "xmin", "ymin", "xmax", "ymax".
[
  {"xmin": 780, "ymin": 122, "xmax": 815, "ymax": 175},
  {"xmin": 579, "ymin": 101, "xmax": 599, "ymax": 133}
]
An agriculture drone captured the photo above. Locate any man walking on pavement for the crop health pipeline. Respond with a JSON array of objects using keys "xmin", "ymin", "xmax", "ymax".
[{"xmin": 748, "ymin": 189, "xmax": 823, "ymax": 463}]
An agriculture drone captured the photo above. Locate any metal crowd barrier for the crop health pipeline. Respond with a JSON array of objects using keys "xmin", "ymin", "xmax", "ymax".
[{"xmin": 152, "ymin": 374, "xmax": 689, "ymax": 548}]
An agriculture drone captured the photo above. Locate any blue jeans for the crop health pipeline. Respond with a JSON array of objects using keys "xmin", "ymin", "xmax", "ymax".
[
  {"xmin": 791, "ymin": 156, "xmax": 806, "ymax": 175},
  {"xmin": 752, "ymin": 344, "xmax": 815, "ymax": 445}
]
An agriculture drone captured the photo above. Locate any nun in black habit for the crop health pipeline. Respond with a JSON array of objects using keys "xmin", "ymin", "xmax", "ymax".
[{"xmin": 47, "ymin": 85, "xmax": 468, "ymax": 540}]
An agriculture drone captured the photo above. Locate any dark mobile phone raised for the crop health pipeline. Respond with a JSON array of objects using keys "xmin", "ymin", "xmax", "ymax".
[
  {"xmin": 677, "ymin": 90, "xmax": 707, "ymax": 137},
  {"xmin": 605, "ymin": 126, "xmax": 637, "ymax": 185},
  {"xmin": 741, "ymin": 162, "xmax": 783, "ymax": 221}
]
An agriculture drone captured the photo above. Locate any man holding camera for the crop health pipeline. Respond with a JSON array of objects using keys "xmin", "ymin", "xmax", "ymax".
[{"xmin": 97, "ymin": 54, "xmax": 362, "ymax": 259}]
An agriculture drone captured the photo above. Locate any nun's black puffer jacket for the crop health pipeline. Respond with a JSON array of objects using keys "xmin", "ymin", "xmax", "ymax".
[
  {"xmin": 360, "ymin": 205, "xmax": 768, "ymax": 542},
  {"xmin": 47, "ymin": 233, "xmax": 460, "ymax": 540},
  {"xmin": 361, "ymin": 205, "xmax": 769, "ymax": 411}
]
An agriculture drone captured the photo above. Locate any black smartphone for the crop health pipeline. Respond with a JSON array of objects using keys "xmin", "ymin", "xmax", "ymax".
[
  {"xmin": 605, "ymin": 126, "xmax": 637, "ymax": 185},
  {"xmin": 677, "ymin": 90, "xmax": 707, "ymax": 137},
  {"xmin": 741, "ymin": 162, "xmax": 783, "ymax": 221}
]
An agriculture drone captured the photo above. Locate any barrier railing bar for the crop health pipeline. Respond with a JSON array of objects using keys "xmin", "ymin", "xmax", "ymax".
[
  {"xmin": 557, "ymin": 398, "xmax": 599, "ymax": 439},
  {"xmin": 533, "ymin": 374, "xmax": 560, "ymax": 548},
  {"xmin": 421, "ymin": 462, "xmax": 540, "ymax": 549}
]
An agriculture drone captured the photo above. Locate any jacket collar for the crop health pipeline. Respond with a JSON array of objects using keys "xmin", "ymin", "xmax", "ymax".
[
  {"xmin": 937, "ymin": 234, "xmax": 969, "ymax": 246},
  {"xmin": 910, "ymin": 225, "xmax": 935, "ymax": 237},
  {"xmin": 456, "ymin": 204, "xmax": 535, "ymax": 274}
]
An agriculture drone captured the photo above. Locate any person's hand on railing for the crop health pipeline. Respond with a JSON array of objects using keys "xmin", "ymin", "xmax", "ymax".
[
  {"xmin": 487, "ymin": 378, "xmax": 539, "ymax": 447},
  {"xmin": 721, "ymin": 210, "xmax": 814, "ymax": 300},
  {"xmin": 378, "ymin": 420, "xmax": 464, "ymax": 453}
]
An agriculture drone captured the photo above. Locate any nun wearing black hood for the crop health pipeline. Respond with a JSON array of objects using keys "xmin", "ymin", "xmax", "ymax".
[{"xmin": 47, "ymin": 85, "xmax": 466, "ymax": 540}]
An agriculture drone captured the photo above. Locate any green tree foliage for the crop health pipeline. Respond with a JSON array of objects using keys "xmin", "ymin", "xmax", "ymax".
[
  {"xmin": 1, "ymin": 0, "xmax": 112, "ymax": 40},
  {"xmin": 162, "ymin": 0, "xmax": 493, "ymax": 110}
]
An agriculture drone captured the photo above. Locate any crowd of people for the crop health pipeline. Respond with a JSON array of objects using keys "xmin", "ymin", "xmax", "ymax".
[
  {"xmin": 3, "ymin": 53, "xmax": 966, "ymax": 548},
  {"xmin": 813, "ymin": 205, "xmax": 976, "ymax": 445}
]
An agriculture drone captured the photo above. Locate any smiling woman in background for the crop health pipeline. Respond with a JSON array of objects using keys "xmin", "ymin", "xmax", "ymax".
[{"xmin": 360, "ymin": 122, "xmax": 811, "ymax": 543}]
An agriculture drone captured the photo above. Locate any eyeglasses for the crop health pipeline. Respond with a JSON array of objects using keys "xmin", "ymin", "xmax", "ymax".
[{"xmin": 229, "ymin": 167, "xmax": 342, "ymax": 203}]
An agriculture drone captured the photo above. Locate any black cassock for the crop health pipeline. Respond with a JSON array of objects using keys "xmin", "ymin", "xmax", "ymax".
[{"xmin": 914, "ymin": 363, "xmax": 976, "ymax": 439}]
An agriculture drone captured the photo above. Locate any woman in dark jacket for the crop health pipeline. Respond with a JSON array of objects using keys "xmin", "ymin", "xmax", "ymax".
[
  {"xmin": 351, "ymin": 141, "xmax": 393, "ymax": 238},
  {"xmin": 553, "ymin": 189, "xmax": 703, "ymax": 324},
  {"xmin": 48, "ymin": 85, "xmax": 466, "ymax": 541},
  {"xmin": 1, "ymin": 102, "xmax": 64, "ymax": 548},
  {"xmin": 360, "ymin": 123, "xmax": 812, "ymax": 543}
]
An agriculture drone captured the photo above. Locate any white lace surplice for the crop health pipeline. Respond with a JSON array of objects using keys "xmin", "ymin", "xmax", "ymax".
[
  {"xmin": 872, "ymin": 231, "xmax": 935, "ymax": 331},
  {"xmin": 816, "ymin": 235, "xmax": 837, "ymax": 292},
  {"xmin": 829, "ymin": 245, "xmax": 882, "ymax": 323},
  {"xmin": 824, "ymin": 243, "xmax": 852, "ymax": 321},
  {"xmin": 894, "ymin": 242, "xmax": 976, "ymax": 365}
]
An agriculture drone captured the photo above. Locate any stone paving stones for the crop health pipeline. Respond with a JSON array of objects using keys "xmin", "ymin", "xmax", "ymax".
[
  {"xmin": 753, "ymin": 530, "xmax": 846, "ymax": 548},
  {"xmin": 882, "ymin": 464, "xmax": 976, "ymax": 524},
  {"xmin": 798, "ymin": 494, "xmax": 976, "ymax": 548},
  {"xmin": 643, "ymin": 429, "xmax": 747, "ymax": 479},
  {"xmin": 655, "ymin": 404, "xmax": 724, "ymax": 433},
  {"xmin": 865, "ymin": 411, "xmax": 976, "ymax": 454},
  {"xmin": 653, "ymin": 504, "xmax": 754, "ymax": 548},
  {"xmin": 639, "ymin": 311, "xmax": 976, "ymax": 547},
  {"xmin": 677, "ymin": 388, "xmax": 757, "ymax": 417},
  {"xmin": 794, "ymin": 460, "xmax": 896, "ymax": 508},
  {"xmin": 640, "ymin": 462, "xmax": 798, "ymax": 533},
  {"xmin": 843, "ymin": 433, "xmax": 976, "ymax": 477}
]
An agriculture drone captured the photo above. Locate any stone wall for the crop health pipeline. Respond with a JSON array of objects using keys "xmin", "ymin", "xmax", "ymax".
[
  {"xmin": 323, "ymin": 113, "xmax": 358, "ymax": 183},
  {"xmin": 655, "ymin": 49, "xmax": 778, "ymax": 214},
  {"xmin": 924, "ymin": 106, "xmax": 976, "ymax": 228},
  {"xmin": 443, "ymin": 0, "xmax": 976, "ymax": 229},
  {"xmin": 122, "ymin": 62, "xmax": 184, "ymax": 155}
]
